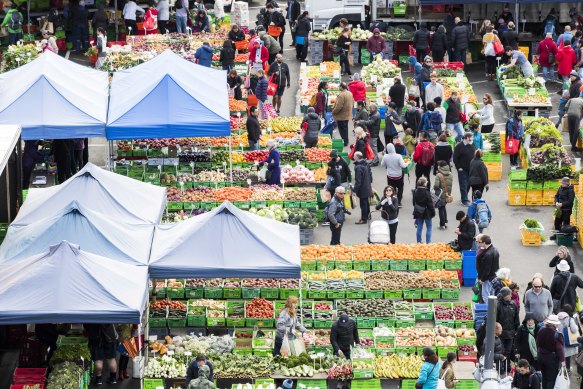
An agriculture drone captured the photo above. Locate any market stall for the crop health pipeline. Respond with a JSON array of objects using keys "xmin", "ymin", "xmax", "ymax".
[
  {"xmin": 0, "ymin": 202, "xmax": 155, "ymax": 264},
  {"xmin": 106, "ymin": 49, "xmax": 230, "ymax": 140},
  {"xmin": 12, "ymin": 162, "xmax": 167, "ymax": 226},
  {"xmin": 0, "ymin": 240, "xmax": 148, "ymax": 324},
  {"xmin": 0, "ymin": 51, "xmax": 109, "ymax": 140},
  {"xmin": 497, "ymin": 67, "xmax": 552, "ymax": 116}
]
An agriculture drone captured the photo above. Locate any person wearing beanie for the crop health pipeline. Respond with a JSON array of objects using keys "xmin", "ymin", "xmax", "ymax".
[
  {"xmin": 550, "ymin": 260, "xmax": 583, "ymax": 313},
  {"xmin": 554, "ymin": 177, "xmax": 575, "ymax": 231},
  {"xmin": 366, "ymin": 27, "xmax": 386, "ymax": 58},
  {"xmin": 329, "ymin": 149, "xmax": 351, "ymax": 187},
  {"xmin": 413, "ymin": 22, "xmax": 431, "ymax": 62},
  {"xmin": 454, "ymin": 210, "xmax": 476, "ymax": 251},
  {"xmin": 496, "ymin": 286, "xmax": 520, "ymax": 361},
  {"xmin": 513, "ymin": 314, "xmax": 540, "ymax": 370},
  {"xmin": 330, "ymin": 313, "xmax": 359, "ymax": 359}
]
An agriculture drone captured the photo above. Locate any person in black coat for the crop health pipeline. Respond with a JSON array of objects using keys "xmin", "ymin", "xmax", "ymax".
[
  {"xmin": 549, "ymin": 247, "xmax": 574, "ymax": 275},
  {"xmin": 514, "ymin": 314, "xmax": 540, "ymax": 370},
  {"xmin": 246, "ymin": 106, "xmax": 262, "ymax": 150},
  {"xmin": 468, "ymin": 149, "xmax": 489, "ymax": 198},
  {"xmin": 476, "ymin": 235, "xmax": 500, "ymax": 303},
  {"xmin": 451, "ymin": 17, "xmax": 471, "ymax": 64},
  {"xmin": 330, "ymin": 150, "xmax": 351, "ymax": 184},
  {"xmin": 294, "ymin": 11, "xmax": 311, "ymax": 61},
  {"xmin": 330, "ymin": 313, "xmax": 359, "ymax": 359},
  {"xmin": 227, "ymin": 70, "xmax": 243, "ymax": 100},
  {"xmin": 455, "ymin": 211, "xmax": 476, "ymax": 251},
  {"xmin": 550, "ymin": 263, "xmax": 583, "ymax": 313},
  {"xmin": 353, "ymin": 152, "xmax": 373, "ymax": 224},
  {"xmin": 430, "ymin": 25, "xmax": 448, "ymax": 62},
  {"xmin": 376, "ymin": 185, "xmax": 399, "ymax": 244},
  {"xmin": 554, "ymin": 177, "xmax": 575, "ymax": 231},
  {"xmin": 413, "ymin": 23, "xmax": 431, "ymax": 62},
  {"xmin": 388, "ymin": 76, "xmax": 407, "ymax": 115},
  {"xmin": 453, "ymin": 133, "xmax": 476, "ymax": 206},
  {"xmin": 52, "ymin": 139, "xmax": 72, "ymax": 184},
  {"xmin": 264, "ymin": 3, "xmax": 286, "ymax": 51},
  {"xmin": 496, "ymin": 287, "xmax": 520, "ymax": 358},
  {"xmin": 501, "ymin": 22, "xmax": 519, "ymax": 49},
  {"xmin": 433, "ymin": 133, "xmax": 452, "ymax": 174},
  {"xmin": 479, "ymin": 323, "xmax": 506, "ymax": 370},
  {"xmin": 403, "ymin": 101, "xmax": 422, "ymax": 136},
  {"xmin": 412, "ymin": 177, "xmax": 435, "ymax": 243},
  {"xmin": 220, "ymin": 40, "xmax": 235, "ymax": 71},
  {"xmin": 287, "ymin": 0, "xmax": 301, "ymax": 44}
]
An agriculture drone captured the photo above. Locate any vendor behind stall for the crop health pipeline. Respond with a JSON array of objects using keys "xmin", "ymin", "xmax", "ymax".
[
  {"xmin": 185, "ymin": 355, "xmax": 214, "ymax": 387},
  {"xmin": 330, "ymin": 313, "xmax": 359, "ymax": 359},
  {"xmin": 502, "ymin": 46, "xmax": 533, "ymax": 78}
]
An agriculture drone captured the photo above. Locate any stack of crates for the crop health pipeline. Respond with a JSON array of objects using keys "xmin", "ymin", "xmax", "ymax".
[
  {"xmin": 474, "ymin": 304, "xmax": 487, "ymax": 330},
  {"xmin": 543, "ymin": 180, "xmax": 559, "ymax": 206},
  {"xmin": 483, "ymin": 152, "xmax": 502, "ymax": 181},
  {"xmin": 507, "ymin": 170, "xmax": 527, "ymax": 205},
  {"xmin": 500, "ymin": 133, "xmax": 506, "ymax": 153},
  {"xmin": 526, "ymin": 181, "xmax": 544, "ymax": 206}
]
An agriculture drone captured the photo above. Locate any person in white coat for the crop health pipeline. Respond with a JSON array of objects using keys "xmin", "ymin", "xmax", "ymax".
[
  {"xmin": 478, "ymin": 93, "xmax": 495, "ymax": 134},
  {"xmin": 123, "ymin": 0, "xmax": 145, "ymax": 35},
  {"xmin": 213, "ymin": 0, "xmax": 225, "ymax": 22},
  {"xmin": 156, "ymin": 0, "xmax": 169, "ymax": 33}
]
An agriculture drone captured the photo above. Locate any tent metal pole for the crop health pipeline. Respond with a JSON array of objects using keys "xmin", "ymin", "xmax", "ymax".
[
  {"xmin": 515, "ymin": 1, "xmax": 519, "ymax": 32},
  {"xmin": 229, "ymin": 135, "xmax": 233, "ymax": 183},
  {"xmin": 139, "ymin": 323, "xmax": 143, "ymax": 389},
  {"xmin": 114, "ymin": 0, "xmax": 119, "ymax": 40}
]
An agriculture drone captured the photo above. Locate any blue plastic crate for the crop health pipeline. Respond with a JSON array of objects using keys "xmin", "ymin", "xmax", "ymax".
[
  {"xmin": 378, "ymin": 106, "xmax": 387, "ymax": 119},
  {"xmin": 474, "ymin": 304, "xmax": 487, "ymax": 312},
  {"xmin": 461, "ymin": 250, "xmax": 477, "ymax": 279},
  {"xmin": 462, "ymin": 278, "xmax": 475, "ymax": 287}
]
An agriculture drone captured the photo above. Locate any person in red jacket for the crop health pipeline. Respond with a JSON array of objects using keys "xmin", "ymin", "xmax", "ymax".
[
  {"xmin": 556, "ymin": 40, "xmax": 577, "ymax": 82},
  {"xmin": 249, "ymin": 40, "xmax": 269, "ymax": 70},
  {"xmin": 536, "ymin": 32, "xmax": 558, "ymax": 83},
  {"xmin": 348, "ymin": 73, "xmax": 366, "ymax": 117},
  {"xmin": 314, "ymin": 81, "xmax": 328, "ymax": 117}
]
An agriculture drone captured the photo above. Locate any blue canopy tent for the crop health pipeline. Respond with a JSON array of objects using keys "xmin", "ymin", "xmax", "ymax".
[
  {"xmin": 0, "ymin": 241, "xmax": 148, "ymax": 324},
  {"xmin": 149, "ymin": 201, "xmax": 301, "ymax": 279},
  {"xmin": 0, "ymin": 202, "xmax": 154, "ymax": 265},
  {"xmin": 0, "ymin": 51, "xmax": 109, "ymax": 140},
  {"xmin": 106, "ymin": 50, "xmax": 230, "ymax": 140},
  {"xmin": 11, "ymin": 163, "xmax": 166, "ymax": 226}
]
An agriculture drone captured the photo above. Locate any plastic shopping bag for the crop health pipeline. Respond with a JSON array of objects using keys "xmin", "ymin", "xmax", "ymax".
[
  {"xmin": 280, "ymin": 333, "xmax": 306, "ymax": 356},
  {"xmin": 554, "ymin": 367, "xmax": 570, "ymax": 389}
]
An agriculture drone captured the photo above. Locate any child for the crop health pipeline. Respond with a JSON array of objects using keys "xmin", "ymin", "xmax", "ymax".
[
  {"xmin": 403, "ymin": 128, "xmax": 417, "ymax": 156},
  {"xmin": 508, "ymin": 282, "xmax": 520, "ymax": 310},
  {"xmin": 393, "ymin": 138, "xmax": 407, "ymax": 156},
  {"xmin": 446, "ymin": 129, "xmax": 456, "ymax": 150},
  {"xmin": 556, "ymin": 90, "xmax": 570, "ymax": 129},
  {"xmin": 471, "ymin": 124, "xmax": 483, "ymax": 150}
]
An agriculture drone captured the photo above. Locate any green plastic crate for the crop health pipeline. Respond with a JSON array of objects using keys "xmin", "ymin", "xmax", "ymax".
[
  {"xmin": 185, "ymin": 287, "xmax": 203, "ymax": 299},
  {"xmin": 316, "ymin": 260, "xmax": 335, "ymax": 270},
  {"xmin": 245, "ymin": 318, "xmax": 274, "ymax": 327},
  {"xmin": 280, "ymin": 288, "xmax": 300, "ymax": 299},
  {"xmin": 509, "ymin": 181, "xmax": 527, "ymax": 190},
  {"xmin": 395, "ymin": 320, "xmax": 416, "ymax": 328},
  {"xmin": 332, "ymin": 139, "xmax": 344, "ymax": 152},
  {"xmin": 353, "ymin": 261, "xmax": 371, "ymax": 271},
  {"xmin": 353, "ymin": 369, "xmax": 375, "ymax": 379},
  {"xmin": 441, "ymin": 289, "xmax": 461, "ymax": 300},
  {"xmin": 327, "ymin": 290, "xmax": 346, "ymax": 299},
  {"xmin": 544, "ymin": 181, "xmax": 560, "ymax": 190},
  {"xmin": 457, "ymin": 336, "xmax": 476, "ymax": 345},
  {"xmin": 313, "ymin": 319, "xmax": 334, "ymax": 328},
  {"xmin": 438, "ymin": 346, "xmax": 457, "ymax": 357},
  {"xmin": 167, "ymin": 318, "xmax": 187, "ymax": 328},
  {"xmin": 435, "ymin": 320, "xmax": 455, "ymax": 328},
  {"xmin": 57, "ymin": 336, "xmax": 87, "ymax": 346},
  {"xmin": 207, "ymin": 318, "xmax": 226, "ymax": 326},
  {"xmin": 226, "ymin": 318, "xmax": 246, "ymax": 327},
  {"xmin": 509, "ymin": 169, "xmax": 528, "ymax": 181},
  {"xmin": 301, "ymin": 261, "xmax": 317, "ymax": 271},
  {"xmin": 149, "ymin": 317, "xmax": 167, "ymax": 328},
  {"xmin": 308, "ymin": 290, "xmax": 327, "ymax": 299},
  {"xmin": 408, "ymin": 260, "xmax": 426, "ymax": 270},
  {"xmin": 527, "ymin": 181, "xmax": 544, "ymax": 190},
  {"xmin": 301, "ymin": 200, "xmax": 318, "ymax": 209},
  {"xmin": 426, "ymin": 260, "xmax": 444, "ymax": 270},
  {"xmin": 403, "ymin": 289, "xmax": 422, "ymax": 299},
  {"xmin": 356, "ymin": 317, "xmax": 376, "ymax": 328},
  {"xmin": 455, "ymin": 320, "xmax": 474, "ymax": 329},
  {"xmin": 444, "ymin": 259, "xmax": 462, "ymax": 270},
  {"xmin": 187, "ymin": 315, "xmax": 206, "ymax": 327},
  {"xmin": 346, "ymin": 290, "xmax": 365, "ymax": 298},
  {"xmin": 261, "ymin": 288, "xmax": 279, "ymax": 299},
  {"xmin": 335, "ymin": 260, "xmax": 353, "ymax": 270},
  {"xmin": 223, "ymin": 288, "xmax": 242, "ymax": 298},
  {"xmin": 384, "ymin": 290, "xmax": 403, "ymax": 299},
  {"xmin": 204, "ymin": 287, "xmax": 223, "ymax": 298},
  {"xmin": 376, "ymin": 317, "xmax": 395, "ymax": 327},
  {"xmin": 233, "ymin": 347, "xmax": 253, "ymax": 355},
  {"xmin": 242, "ymin": 287, "xmax": 261, "ymax": 299},
  {"xmin": 422, "ymin": 289, "xmax": 441, "ymax": 300},
  {"xmin": 365, "ymin": 290, "xmax": 384, "ymax": 298},
  {"xmin": 167, "ymin": 287, "xmax": 185, "ymax": 299},
  {"xmin": 371, "ymin": 260, "xmax": 389, "ymax": 271},
  {"xmin": 144, "ymin": 378, "xmax": 165, "ymax": 389}
]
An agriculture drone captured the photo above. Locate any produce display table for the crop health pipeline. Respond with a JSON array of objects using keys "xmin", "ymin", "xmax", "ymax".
[{"xmin": 497, "ymin": 68, "xmax": 552, "ymax": 115}]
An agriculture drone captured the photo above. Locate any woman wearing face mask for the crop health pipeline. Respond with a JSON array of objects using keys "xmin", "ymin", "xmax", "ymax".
[
  {"xmin": 274, "ymin": 296, "xmax": 305, "ymax": 356},
  {"xmin": 256, "ymin": 140, "xmax": 281, "ymax": 185},
  {"xmin": 438, "ymin": 352, "xmax": 458, "ymax": 389},
  {"xmin": 513, "ymin": 314, "xmax": 540, "ymax": 370}
]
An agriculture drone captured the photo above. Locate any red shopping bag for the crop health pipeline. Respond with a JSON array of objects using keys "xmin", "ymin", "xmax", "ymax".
[
  {"xmin": 267, "ymin": 75, "xmax": 278, "ymax": 96},
  {"xmin": 493, "ymin": 35, "xmax": 504, "ymax": 56},
  {"xmin": 505, "ymin": 136, "xmax": 519, "ymax": 155},
  {"xmin": 365, "ymin": 142, "xmax": 375, "ymax": 160}
]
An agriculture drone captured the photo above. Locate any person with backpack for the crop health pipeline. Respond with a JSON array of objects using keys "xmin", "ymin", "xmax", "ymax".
[
  {"xmin": 512, "ymin": 359, "xmax": 541, "ymax": 389},
  {"xmin": 543, "ymin": 9, "xmax": 559, "ymax": 41},
  {"xmin": 375, "ymin": 185, "xmax": 399, "ymax": 244},
  {"xmin": 453, "ymin": 132, "xmax": 475, "ymax": 206},
  {"xmin": 550, "ymin": 260, "xmax": 583, "ymax": 314},
  {"xmin": 413, "ymin": 132, "xmax": 435, "ymax": 187},
  {"xmin": 413, "ymin": 177, "xmax": 435, "ymax": 244},
  {"xmin": 468, "ymin": 149, "xmax": 489, "ymax": 197},
  {"xmin": 301, "ymin": 107, "xmax": 321, "ymax": 148},
  {"xmin": 467, "ymin": 190, "xmax": 491, "ymax": 233},
  {"xmin": 2, "ymin": 3, "xmax": 23, "ymax": 45},
  {"xmin": 85, "ymin": 324, "xmax": 119, "ymax": 385},
  {"xmin": 434, "ymin": 160, "xmax": 453, "ymax": 230},
  {"xmin": 557, "ymin": 308, "xmax": 580, "ymax": 372},
  {"xmin": 326, "ymin": 186, "xmax": 349, "ymax": 245}
]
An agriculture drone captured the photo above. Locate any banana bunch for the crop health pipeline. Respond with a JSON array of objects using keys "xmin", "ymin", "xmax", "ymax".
[
  {"xmin": 268, "ymin": 117, "xmax": 303, "ymax": 133},
  {"xmin": 374, "ymin": 354, "xmax": 424, "ymax": 379}
]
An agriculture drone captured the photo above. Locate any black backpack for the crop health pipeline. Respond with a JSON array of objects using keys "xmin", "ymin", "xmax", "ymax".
[
  {"xmin": 10, "ymin": 11, "xmax": 22, "ymax": 30},
  {"xmin": 174, "ymin": 0, "xmax": 183, "ymax": 9}
]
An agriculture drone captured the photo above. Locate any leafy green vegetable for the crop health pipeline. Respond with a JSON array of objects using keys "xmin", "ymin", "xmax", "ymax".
[
  {"xmin": 50, "ymin": 343, "xmax": 91, "ymax": 367},
  {"xmin": 523, "ymin": 218, "xmax": 541, "ymax": 229},
  {"xmin": 47, "ymin": 362, "xmax": 83, "ymax": 389}
]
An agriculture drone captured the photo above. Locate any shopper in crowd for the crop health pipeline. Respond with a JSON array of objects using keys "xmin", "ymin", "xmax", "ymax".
[
  {"xmin": 264, "ymin": 3, "xmax": 286, "ymax": 50},
  {"xmin": 403, "ymin": 101, "xmax": 422, "ymax": 136},
  {"xmin": 501, "ymin": 21, "xmax": 518, "ymax": 49},
  {"xmin": 286, "ymin": 0, "xmax": 301, "ymax": 45},
  {"xmin": 491, "ymin": 268, "xmax": 512, "ymax": 297},
  {"xmin": 301, "ymin": 107, "xmax": 321, "ymax": 148},
  {"xmin": 255, "ymin": 69, "xmax": 268, "ymax": 119},
  {"xmin": 549, "ymin": 246, "xmax": 574, "ymax": 275},
  {"xmin": 2, "ymin": 3, "xmax": 22, "ymax": 45},
  {"xmin": 420, "ymin": 56, "xmax": 433, "ymax": 86},
  {"xmin": 454, "ymin": 211, "xmax": 476, "ymax": 250},
  {"xmin": 550, "ymin": 260, "xmax": 583, "ymax": 313},
  {"xmin": 413, "ymin": 22, "xmax": 431, "ymax": 62},
  {"xmin": 537, "ymin": 32, "xmax": 558, "ymax": 83},
  {"xmin": 482, "ymin": 25, "xmax": 498, "ymax": 80},
  {"xmin": 332, "ymin": 82, "xmax": 354, "ymax": 147},
  {"xmin": 384, "ymin": 102, "xmax": 402, "ymax": 146},
  {"xmin": 192, "ymin": 0, "xmax": 205, "ymax": 13},
  {"xmin": 349, "ymin": 74, "xmax": 366, "ymax": 116},
  {"xmin": 557, "ymin": 25, "xmax": 573, "ymax": 47},
  {"xmin": 123, "ymin": 0, "xmax": 144, "ymax": 35},
  {"xmin": 452, "ymin": 17, "xmax": 471, "ymax": 64},
  {"xmin": 156, "ymin": 0, "xmax": 169, "ymax": 33},
  {"xmin": 193, "ymin": 10, "xmax": 209, "ymax": 32},
  {"xmin": 212, "ymin": 0, "xmax": 224, "ymax": 22},
  {"xmin": 22, "ymin": 140, "xmax": 41, "ymax": 190},
  {"xmin": 537, "ymin": 315, "xmax": 565, "ymax": 389},
  {"xmin": 381, "ymin": 143, "xmax": 408, "ymax": 206},
  {"xmin": 564, "ymin": 94, "xmax": 583, "ymax": 152},
  {"xmin": 229, "ymin": 24, "xmax": 245, "ymax": 44},
  {"xmin": 557, "ymin": 90, "xmax": 570, "ymax": 129},
  {"xmin": 496, "ymin": 287, "xmax": 520, "ymax": 359},
  {"xmin": 273, "ymin": 296, "xmax": 306, "ymax": 356},
  {"xmin": 41, "ymin": 30, "xmax": 59, "ymax": 53},
  {"xmin": 195, "ymin": 41, "xmax": 213, "ymax": 67},
  {"xmin": 52, "ymin": 139, "xmax": 72, "ymax": 184},
  {"xmin": 115, "ymin": 324, "xmax": 133, "ymax": 381},
  {"xmin": 556, "ymin": 40, "xmax": 577, "ymax": 82},
  {"xmin": 353, "ymin": 100, "xmax": 369, "ymax": 123},
  {"xmin": 558, "ymin": 307, "xmax": 579, "ymax": 371},
  {"xmin": 71, "ymin": 0, "xmax": 89, "ymax": 53},
  {"xmin": 246, "ymin": 106, "xmax": 261, "ymax": 150},
  {"xmin": 257, "ymin": 139, "xmax": 281, "ymax": 185},
  {"xmin": 478, "ymin": 93, "xmax": 495, "ymax": 134},
  {"xmin": 337, "ymin": 28, "xmax": 352, "ymax": 76},
  {"xmin": 94, "ymin": 27, "xmax": 107, "ymax": 69},
  {"xmin": 353, "ymin": 151, "xmax": 372, "ymax": 225},
  {"xmin": 467, "ymin": 190, "xmax": 491, "ymax": 234},
  {"xmin": 453, "ymin": 132, "xmax": 475, "ymax": 206},
  {"xmin": 314, "ymin": 81, "xmax": 328, "ymax": 117},
  {"xmin": 330, "ymin": 313, "xmax": 359, "ymax": 359},
  {"xmin": 413, "ymin": 132, "xmax": 434, "ymax": 186},
  {"xmin": 430, "ymin": 25, "xmax": 448, "ymax": 62},
  {"xmin": 389, "ymin": 76, "xmax": 407, "ymax": 117},
  {"xmin": 356, "ymin": 103, "xmax": 380, "ymax": 164},
  {"xmin": 504, "ymin": 46, "xmax": 534, "ymax": 78},
  {"xmin": 505, "ymin": 109, "xmax": 523, "ymax": 169},
  {"xmin": 375, "ymin": 185, "xmax": 399, "ymax": 244},
  {"xmin": 324, "ymin": 160, "xmax": 341, "ymax": 199},
  {"xmin": 512, "ymin": 359, "xmax": 540, "ymax": 389},
  {"xmin": 468, "ymin": 149, "xmax": 488, "ymax": 197},
  {"xmin": 438, "ymin": 352, "xmax": 457, "ymax": 389},
  {"xmin": 366, "ymin": 28, "xmax": 386, "ymax": 59},
  {"xmin": 543, "ymin": 9, "xmax": 559, "ymax": 39},
  {"xmin": 143, "ymin": 4, "xmax": 158, "ymax": 34},
  {"xmin": 327, "ymin": 186, "xmax": 348, "ymax": 245},
  {"xmin": 259, "ymin": 31, "xmax": 280, "ymax": 64},
  {"xmin": 445, "ymin": 91, "xmax": 464, "ymax": 141},
  {"xmin": 417, "ymin": 347, "xmax": 441, "ymax": 389},
  {"xmin": 524, "ymin": 277, "xmax": 553, "ymax": 322},
  {"xmin": 554, "ymin": 177, "xmax": 575, "ymax": 231},
  {"xmin": 86, "ymin": 324, "xmax": 118, "ymax": 385},
  {"xmin": 412, "ymin": 177, "xmax": 435, "ymax": 244},
  {"xmin": 330, "ymin": 150, "xmax": 351, "ymax": 188},
  {"xmin": 227, "ymin": 70, "xmax": 243, "ymax": 100},
  {"xmin": 72, "ymin": 138, "xmax": 85, "ymax": 172},
  {"xmin": 433, "ymin": 160, "xmax": 452, "ymax": 230},
  {"xmin": 220, "ymin": 40, "xmax": 235, "ymax": 71},
  {"xmin": 267, "ymin": 54, "xmax": 290, "ymax": 114},
  {"xmin": 250, "ymin": 39, "xmax": 269, "ymax": 71},
  {"xmin": 185, "ymin": 355, "xmax": 214, "ymax": 387},
  {"xmin": 476, "ymin": 234, "xmax": 500, "ymax": 303},
  {"xmin": 294, "ymin": 11, "xmax": 310, "ymax": 61},
  {"xmin": 352, "ymin": 127, "xmax": 367, "ymax": 158},
  {"xmin": 570, "ymin": 71, "xmax": 583, "ymax": 99},
  {"xmin": 514, "ymin": 315, "xmax": 540, "ymax": 370},
  {"xmin": 433, "ymin": 133, "xmax": 452, "ymax": 174},
  {"xmin": 425, "ymin": 74, "xmax": 444, "ymax": 110}
]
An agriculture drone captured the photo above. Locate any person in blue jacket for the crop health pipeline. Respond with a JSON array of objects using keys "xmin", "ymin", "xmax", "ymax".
[
  {"xmin": 417, "ymin": 347, "xmax": 441, "ymax": 389},
  {"xmin": 195, "ymin": 41, "xmax": 213, "ymax": 67},
  {"xmin": 255, "ymin": 69, "xmax": 269, "ymax": 119},
  {"xmin": 409, "ymin": 56, "xmax": 424, "ymax": 105},
  {"xmin": 468, "ymin": 190, "xmax": 492, "ymax": 233},
  {"xmin": 257, "ymin": 139, "xmax": 281, "ymax": 185}
]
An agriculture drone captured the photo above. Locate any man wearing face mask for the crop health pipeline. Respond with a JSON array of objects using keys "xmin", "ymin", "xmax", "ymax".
[
  {"xmin": 330, "ymin": 313, "xmax": 359, "ymax": 359},
  {"xmin": 267, "ymin": 54, "xmax": 291, "ymax": 114}
]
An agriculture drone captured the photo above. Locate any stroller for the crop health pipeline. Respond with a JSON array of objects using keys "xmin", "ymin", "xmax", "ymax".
[{"xmin": 368, "ymin": 210, "xmax": 391, "ymax": 244}]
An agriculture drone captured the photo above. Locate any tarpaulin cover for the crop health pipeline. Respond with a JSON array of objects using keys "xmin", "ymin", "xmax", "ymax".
[
  {"xmin": 149, "ymin": 201, "xmax": 301, "ymax": 279},
  {"xmin": 0, "ymin": 241, "xmax": 148, "ymax": 324},
  {"xmin": 0, "ymin": 202, "xmax": 154, "ymax": 265},
  {"xmin": 12, "ymin": 163, "xmax": 166, "ymax": 226},
  {"xmin": 107, "ymin": 50, "xmax": 230, "ymax": 140},
  {"xmin": 0, "ymin": 51, "xmax": 108, "ymax": 140}
]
